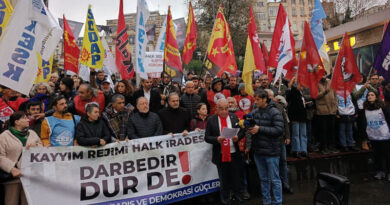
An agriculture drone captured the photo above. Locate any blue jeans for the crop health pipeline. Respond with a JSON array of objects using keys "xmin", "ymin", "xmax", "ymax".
[
  {"xmin": 279, "ymin": 144, "xmax": 289, "ymax": 185},
  {"xmin": 291, "ymin": 121, "xmax": 307, "ymax": 152},
  {"xmin": 339, "ymin": 121, "xmax": 354, "ymax": 147},
  {"xmin": 254, "ymin": 154, "xmax": 282, "ymax": 205}
]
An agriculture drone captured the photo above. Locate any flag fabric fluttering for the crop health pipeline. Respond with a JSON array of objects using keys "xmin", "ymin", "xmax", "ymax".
[
  {"xmin": 243, "ymin": 6, "xmax": 266, "ymax": 96},
  {"xmin": 116, "ymin": 0, "xmax": 134, "ymax": 80},
  {"xmin": 269, "ymin": 4, "xmax": 296, "ymax": 83},
  {"xmin": 135, "ymin": 0, "xmax": 150, "ymax": 79},
  {"xmin": 101, "ymin": 35, "xmax": 116, "ymax": 89},
  {"xmin": 297, "ymin": 21, "xmax": 325, "ymax": 99},
  {"xmin": 0, "ymin": 0, "xmax": 62, "ymax": 95},
  {"xmin": 182, "ymin": 2, "xmax": 197, "ymax": 65},
  {"xmin": 331, "ymin": 33, "xmax": 362, "ymax": 103},
  {"xmin": 63, "ymin": 15, "xmax": 80, "ymax": 74},
  {"xmin": 34, "ymin": 54, "xmax": 54, "ymax": 84},
  {"xmin": 310, "ymin": 0, "xmax": 331, "ymax": 74},
  {"xmin": 262, "ymin": 41, "xmax": 273, "ymax": 82},
  {"xmin": 155, "ymin": 17, "xmax": 167, "ymax": 52},
  {"xmin": 80, "ymin": 5, "xmax": 104, "ymax": 69},
  {"xmin": 373, "ymin": 23, "xmax": 390, "ymax": 82},
  {"xmin": 204, "ymin": 5, "xmax": 237, "ymax": 77},
  {"xmin": 164, "ymin": 6, "xmax": 183, "ymax": 83},
  {"xmin": 0, "ymin": 0, "xmax": 13, "ymax": 38}
]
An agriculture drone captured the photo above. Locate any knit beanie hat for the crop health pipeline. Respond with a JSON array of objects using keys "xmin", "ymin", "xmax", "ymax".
[{"xmin": 238, "ymin": 83, "xmax": 245, "ymax": 91}]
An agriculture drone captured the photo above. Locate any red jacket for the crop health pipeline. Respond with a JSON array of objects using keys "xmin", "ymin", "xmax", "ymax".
[
  {"xmin": 0, "ymin": 97, "xmax": 27, "ymax": 122},
  {"xmin": 234, "ymin": 95, "xmax": 254, "ymax": 114},
  {"xmin": 207, "ymin": 89, "xmax": 231, "ymax": 115},
  {"xmin": 73, "ymin": 91, "xmax": 105, "ymax": 116}
]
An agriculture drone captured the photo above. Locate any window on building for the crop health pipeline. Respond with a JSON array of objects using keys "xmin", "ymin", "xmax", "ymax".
[
  {"xmin": 261, "ymin": 23, "xmax": 267, "ymax": 31},
  {"xmin": 292, "ymin": 8, "xmax": 296, "ymax": 16},
  {"xmin": 293, "ymin": 21, "xmax": 298, "ymax": 32},
  {"xmin": 270, "ymin": 19, "xmax": 276, "ymax": 30},
  {"xmin": 257, "ymin": 1, "xmax": 264, "ymax": 7},
  {"xmin": 299, "ymin": 0, "xmax": 304, "ymax": 5},
  {"xmin": 269, "ymin": 7, "xmax": 278, "ymax": 17},
  {"xmin": 300, "ymin": 7, "xmax": 305, "ymax": 16},
  {"xmin": 129, "ymin": 36, "xmax": 135, "ymax": 44},
  {"xmin": 291, "ymin": 0, "xmax": 296, "ymax": 4},
  {"xmin": 256, "ymin": 12, "xmax": 267, "ymax": 20}
]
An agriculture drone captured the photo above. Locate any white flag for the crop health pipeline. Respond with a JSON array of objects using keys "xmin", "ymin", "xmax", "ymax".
[
  {"xmin": 0, "ymin": 0, "xmax": 62, "ymax": 95},
  {"xmin": 78, "ymin": 64, "xmax": 90, "ymax": 82},
  {"xmin": 135, "ymin": 0, "xmax": 150, "ymax": 79},
  {"xmin": 274, "ymin": 16, "xmax": 293, "ymax": 84},
  {"xmin": 101, "ymin": 36, "xmax": 116, "ymax": 88},
  {"xmin": 155, "ymin": 17, "xmax": 167, "ymax": 52}
]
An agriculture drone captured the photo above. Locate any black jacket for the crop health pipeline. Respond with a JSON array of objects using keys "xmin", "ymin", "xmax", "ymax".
[
  {"xmin": 127, "ymin": 111, "xmax": 163, "ymax": 139},
  {"xmin": 75, "ymin": 118, "xmax": 111, "ymax": 146},
  {"xmin": 180, "ymin": 93, "xmax": 201, "ymax": 119},
  {"xmin": 250, "ymin": 101, "xmax": 284, "ymax": 156},
  {"xmin": 158, "ymin": 107, "xmax": 191, "ymax": 134},
  {"xmin": 205, "ymin": 113, "xmax": 244, "ymax": 165},
  {"xmin": 133, "ymin": 88, "xmax": 162, "ymax": 113},
  {"xmin": 286, "ymin": 86, "xmax": 307, "ymax": 122}
]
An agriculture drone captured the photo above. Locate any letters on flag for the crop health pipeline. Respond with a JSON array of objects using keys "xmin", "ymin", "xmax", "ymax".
[
  {"xmin": 204, "ymin": 5, "xmax": 237, "ymax": 77},
  {"xmin": 21, "ymin": 132, "xmax": 220, "ymax": 205},
  {"xmin": 116, "ymin": 0, "xmax": 134, "ymax": 80},
  {"xmin": 269, "ymin": 4, "xmax": 296, "ymax": 83},
  {"xmin": 0, "ymin": 0, "xmax": 62, "ymax": 95},
  {"xmin": 155, "ymin": 17, "xmax": 167, "ymax": 52},
  {"xmin": 135, "ymin": 0, "xmax": 150, "ymax": 79},
  {"xmin": 297, "ymin": 22, "xmax": 325, "ymax": 99},
  {"xmin": 331, "ymin": 33, "xmax": 362, "ymax": 103},
  {"xmin": 373, "ymin": 23, "xmax": 390, "ymax": 82},
  {"xmin": 182, "ymin": 2, "xmax": 197, "ymax": 65},
  {"xmin": 0, "ymin": 0, "xmax": 13, "ymax": 38},
  {"xmin": 80, "ymin": 5, "xmax": 104, "ymax": 69},
  {"xmin": 34, "ymin": 53, "xmax": 53, "ymax": 83},
  {"xmin": 63, "ymin": 16, "xmax": 80, "ymax": 74},
  {"xmin": 164, "ymin": 6, "xmax": 183, "ymax": 83},
  {"xmin": 310, "ymin": 0, "xmax": 331, "ymax": 74}
]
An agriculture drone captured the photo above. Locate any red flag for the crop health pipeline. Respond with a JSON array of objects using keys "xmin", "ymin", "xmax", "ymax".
[
  {"xmin": 63, "ymin": 15, "xmax": 80, "ymax": 74},
  {"xmin": 330, "ymin": 33, "xmax": 362, "ymax": 103},
  {"xmin": 297, "ymin": 21, "xmax": 325, "ymax": 99},
  {"xmin": 116, "ymin": 0, "xmax": 134, "ymax": 80},
  {"xmin": 268, "ymin": 4, "xmax": 296, "ymax": 81},
  {"xmin": 182, "ymin": 2, "xmax": 197, "ymax": 65},
  {"xmin": 248, "ymin": 6, "xmax": 266, "ymax": 72},
  {"xmin": 262, "ymin": 41, "xmax": 269, "ymax": 67},
  {"xmin": 204, "ymin": 5, "xmax": 237, "ymax": 77},
  {"xmin": 164, "ymin": 6, "xmax": 183, "ymax": 82}
]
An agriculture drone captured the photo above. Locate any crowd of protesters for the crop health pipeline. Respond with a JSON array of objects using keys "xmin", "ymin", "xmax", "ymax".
[{"xmin": 0, "ymin": 69, "xmax": 390, "ymax": 205}]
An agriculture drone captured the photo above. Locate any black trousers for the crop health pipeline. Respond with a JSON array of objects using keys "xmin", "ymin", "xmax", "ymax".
[
  {"xmin": 316, "ymin": 115, "xmax": 336, "ymax": 149},
  {"xmin": 371, "ymin": 140, "xmax": 390, "ymax": 173},
  {"xmin": 216, "ymin": 153, "xmax": 244, "ymax": 205},
  {"xmin": 356, "ymin": 109, "xmax": 368, "ymax": 143}
]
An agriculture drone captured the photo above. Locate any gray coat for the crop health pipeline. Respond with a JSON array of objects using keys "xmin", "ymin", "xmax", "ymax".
[{"xmin": 127, "ymin": 112, "xmax": 163, "ymax": 139}]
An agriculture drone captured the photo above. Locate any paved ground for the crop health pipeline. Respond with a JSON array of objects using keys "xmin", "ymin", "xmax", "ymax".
[{"xmin": 173, "ymin": 172, "xmax": 390, "ymax": 205}]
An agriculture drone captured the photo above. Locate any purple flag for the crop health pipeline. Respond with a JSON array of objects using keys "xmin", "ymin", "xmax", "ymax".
[{"xmin": 374, "ymin": 24, "xmax": 390, "ymax": 82}]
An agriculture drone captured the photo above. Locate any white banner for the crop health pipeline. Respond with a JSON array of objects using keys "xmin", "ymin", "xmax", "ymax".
[
  {"xmin": 0, "ymin": 0, "xmax": 62, "ymax": 95},
  {"xmin": 21, "ymin": 131, "xmax": 220, "ymax": 205},
  {"xmin": 135, "ymin": 0, "xmax": 150, "ymax": 80},
  {"xmin": 155, "ymin": 17, "xmax": 167, "ymax": 52},
  {"xmin": 145, "ymin": 52, "xmax": 164, "ymax": 78}
]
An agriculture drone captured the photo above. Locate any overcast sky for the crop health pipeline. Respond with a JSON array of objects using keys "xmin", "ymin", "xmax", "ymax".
[{"xmin": 49, "ymin": 0, "xmax": 187, "ymax": 35}]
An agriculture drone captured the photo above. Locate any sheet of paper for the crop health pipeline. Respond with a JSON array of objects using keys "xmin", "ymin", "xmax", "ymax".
[{"xmin": 221, "ymin": 128, "xmax": 240, "ymax": 139}]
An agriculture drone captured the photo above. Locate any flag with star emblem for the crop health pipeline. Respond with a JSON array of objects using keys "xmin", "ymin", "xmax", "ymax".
[
  {"xmin": 204, "ymin": 5, "xmax": 237, "ymax": 77},
  {"xmin": 34, "ymin": 53, "xmax": 54, "ymax": 83},
  {"xmin": 182, "ymin": 2, "xmax": 197, "ymax": 65},
  {"xmin": 163, "ymin": 6, "xmax": 183, "ymax": 83},
  {"xmin": 297, "ymin": 21, "xmax": 325, "ymax": 99}
]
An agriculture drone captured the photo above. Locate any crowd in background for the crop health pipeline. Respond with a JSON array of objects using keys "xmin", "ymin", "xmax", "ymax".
[{"xmin": 0, "ymin": 68, "xmax": 390, "ymax": 205}]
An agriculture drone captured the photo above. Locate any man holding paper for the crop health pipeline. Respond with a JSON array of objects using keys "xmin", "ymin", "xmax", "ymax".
[{"xmin": 205, "ymin": 99, "xmax": 245, "ymax": 205}]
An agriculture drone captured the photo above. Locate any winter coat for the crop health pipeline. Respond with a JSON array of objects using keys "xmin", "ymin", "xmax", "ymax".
[
  {"xmin": 250, "ymin": 101, "xmax": 284, "ymax": 156},
  {"xmin": 127, "ymin": 111, "xmax": 163, "ymax": 139},
  {"xmin": 75, "ymin": 117, "xmax": 111, "ymax": 146},
  {"xmin": 158, "ymin": 107, "xmax": 191, "ymax": 134},
  {"xmin": 180, "ymin": 93, "xmax": 201, "ymax": 119},
  {"xmin": 316, "ymin": 79, "xmax": 338, "ymax": 115},
  {"xmin": 287, "ymin": 86, "xmax": 307, "ymax": 122}
]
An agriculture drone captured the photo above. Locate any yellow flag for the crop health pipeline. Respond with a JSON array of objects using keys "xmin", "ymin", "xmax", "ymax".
[
  {"xmin": 34, "ymin": 53, "xmax": 54, "ymax": 83},
  {"xmin": 0, "ymin": 0, "xmax": 13, "ymax": 39},
  {"xmin": 243, "ymin": 37, "xmax": 255, "ymax": 96},
  {"xmin": 80, "ymin": 5, "xmax": 104, "ymax": 69}
]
